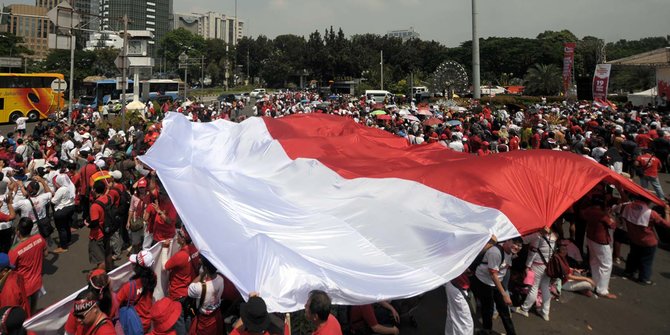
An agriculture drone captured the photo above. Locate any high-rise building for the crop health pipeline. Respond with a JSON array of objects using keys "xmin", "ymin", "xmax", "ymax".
[
  {"xmin": 175, "ymin": 11, "xmax": 244, "ymax": 46},
  {"xmin": 0, "ymin": 4, "xmax": 51, "ymax": 60},
  {"xmin": 100, "ymin": 0, "xmax": 172, "ymax": 56}
]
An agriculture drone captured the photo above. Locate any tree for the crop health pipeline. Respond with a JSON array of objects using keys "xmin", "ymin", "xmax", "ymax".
[
  {"xmin": 0, "ymin": 33, "xmax": 33, "ymax": 57},
  {"xmin": 524, "ymin": 63, "xmax": 562, "ymax": 96},
  {"xmin": 157, "ymin": 28, "xmax": 206, "ymax": 67}
]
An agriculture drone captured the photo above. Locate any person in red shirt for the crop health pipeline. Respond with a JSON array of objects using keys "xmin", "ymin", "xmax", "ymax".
[
  {"xmin": 9, "ymin": 217, "xmax": 47, "ymax": 314},
  {"xmin": 0, "ymin": 306, "xmax": 35, "ymax": 335},
  {"xmin": 305, "ymin": 290, "xmax": 342, "ymax": 335},
  {"xmin": 531, "ymin": 129, "xmax": 541, "ymax": 149},
  {"xmin": 71, "ymin": 289, "xmax": 116, "ymax": 335},
  {"xmin": 445, "ymin": 272, "xmax": 472, "ymax": 335},
  {"xmin": 0, "ymin": 253, "xmax": 29, "ymax": 315},
  {"xmin": 164, "ymin": 227, "xmax": 200, "ymax": 334},
  {"xmin": 617, "ymin": 196, "xmax": 670, "ymax": 285},
  {"xmin": 509, "ymin": 132, "xmax": 520, "ymax": 151},
  {"xmin": 582, "ymin": 197, "xmax": 617, "ymax": 299},
  {"xmin": 149, "ymin": 298, "xmax": 182, "ymax": 335},
  {"xmin": 117, "ymin": 250, "xmax": 157, "ymax": 333},
  {"xmin": 477, "ymin": 141, "xmax": 491, "ymax": 156},
  {"xmin": 635, "ymin": 149, "xmax": 665, "ymax": 199},
  {"xmin": 349, "ymin": 304, "xmax": 399, "ymax": 335},
  {"xmin": 636, "ymin": 128, "xmax": 652, "ymax": 149},
  {"xmin": 146, "ymin": 180, "xmax": 177, "ymax": 244},
  {"xmin": 230, "ymin": 296, "xmax": 271, "ymax": 335},
  {"xmin": 74, "ymin": 155, "xmax": 97, "ymax": 223},
  {"xmin": 64, "ymin": 269, "xmax": 119, "ymax": 335},
  {"xmin": 88, "ymin": 180, "xmax": 111, "ymax": 271}
]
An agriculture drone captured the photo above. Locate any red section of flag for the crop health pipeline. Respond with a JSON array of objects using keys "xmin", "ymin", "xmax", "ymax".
[{"xmin": 263, "ymin": 114, "xmax": 661, "ymax": 235}]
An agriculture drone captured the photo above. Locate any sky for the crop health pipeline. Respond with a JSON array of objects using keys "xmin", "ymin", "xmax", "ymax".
[{"xmin": 12, "ymin": 0, "xmax": 670, "ymax": 46}]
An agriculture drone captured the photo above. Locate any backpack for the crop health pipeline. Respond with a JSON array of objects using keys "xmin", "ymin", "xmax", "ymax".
[
  {"xmin": 539, "ymin": 236, "xmax": 569, "ymax": 280},
  {"xmin": 467, "ymin": 243, "xmax": 504, "ymax": 274},
  {"xmin": 110, "ymin": 186, "xmax": 131, "ymax": 220},
  {"xmin": 118, "ymin": 280, "xmax": 144, "ymax": 335},
  {"xmin": 94, "ymin": 195, "xmax": 122, "ymax": 236}
]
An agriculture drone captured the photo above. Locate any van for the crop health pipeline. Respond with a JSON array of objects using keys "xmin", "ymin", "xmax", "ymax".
[
  {"xmin": 250, "ymin": 88, "xmax": 266, "ymax": 98},
  {"xmin": 412, "ymin": 86, "xmax": 428, "ymax": 95},
  {"xmin": 365, "ymin": 90, "xmax": 393, "ymax": 103}
]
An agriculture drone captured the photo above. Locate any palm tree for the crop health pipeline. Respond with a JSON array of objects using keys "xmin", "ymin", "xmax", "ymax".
[{"xmin": 523, "ymin": 63, "xmax": 562, "ymax": 96}]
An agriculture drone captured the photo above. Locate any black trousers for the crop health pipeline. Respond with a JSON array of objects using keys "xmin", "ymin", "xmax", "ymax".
[
  {"xmin": 471, "ymin": 276, "xmax": 516, "ymax": 335},
  {"xmin": 0, "ymin": 228, "xmax": 13, "ymax": 253},
  {"xmin": 54, "ymin": 205, "xmax": 75, "ymax": 249}
]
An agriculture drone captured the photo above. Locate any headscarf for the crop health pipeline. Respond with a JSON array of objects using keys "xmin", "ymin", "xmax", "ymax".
[{"xmin": 54, "ymin": 173, "xmax": 76, "ymax": 200}]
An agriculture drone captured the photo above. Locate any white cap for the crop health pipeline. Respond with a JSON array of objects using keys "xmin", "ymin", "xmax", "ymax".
[
  {"xmin": 129, "ymin": 250, "xmax": 154, "ymax": 268},
  {"xmin": 110, "ymin": 170, "xmax": 122, "ymax": 180}
]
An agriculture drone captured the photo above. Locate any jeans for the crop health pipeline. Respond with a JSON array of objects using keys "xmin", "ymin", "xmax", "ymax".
[
  {"xmin": 471, "ymin": 276, "xmax": 516, "ymax": 335},
  {"xmin": 625, "ymin": 243, "xmax": 657, "ymax": 282},
  {"xmin": 53, "ymin": 205, "xmax": 75, "ymax": 249},
  {"xmin": 174, "ymin": 307, "xmax": 192, "ymax": 335},
  {"xmin": 640, "ymin": 176, "xmax": 665, "ymax": 199}
]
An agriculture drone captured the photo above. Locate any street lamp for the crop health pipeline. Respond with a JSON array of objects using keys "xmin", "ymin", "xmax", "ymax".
[{"xmin": 179, "ymin": 52, "xmax": 189, "ymax": 100}]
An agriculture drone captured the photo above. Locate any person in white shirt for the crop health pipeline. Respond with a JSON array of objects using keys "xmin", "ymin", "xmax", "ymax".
[
  {"xmin": 188, "ymin": 256, "xmax": 224, "ymax": 334},
  {"xmin": 60, "ymin": 135, "xmax": 75, "ymax": 162},
  {"xmin": 51, "ymin": 173, "xmax": 76, "ymax": 253},
  {"xmin": 448, "ymin": 135, "xmax": 465, "ymax": 152},
  {"xmin": 14, "ymin": 176, "xmax": 54, "ymax": 237},
  {"xmin": 15, "ymin": 116, "xmax": 29, "ymax": 136}
]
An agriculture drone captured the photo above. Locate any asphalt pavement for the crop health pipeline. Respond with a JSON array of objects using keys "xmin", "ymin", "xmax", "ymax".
[{"xmin": 3, "ymin": 121, "xmax": 670, "ymax": 334}]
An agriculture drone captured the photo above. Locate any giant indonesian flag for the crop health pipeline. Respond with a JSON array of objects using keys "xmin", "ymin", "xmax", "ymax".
[{"xmin": 140, "ymin": 113, "xmax": 660, "ymax": 312}]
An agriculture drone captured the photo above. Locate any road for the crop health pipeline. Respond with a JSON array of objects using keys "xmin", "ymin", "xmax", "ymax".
[{"xmin": 3, "ymin": 121, "xmax": 670, "ymax": 334}]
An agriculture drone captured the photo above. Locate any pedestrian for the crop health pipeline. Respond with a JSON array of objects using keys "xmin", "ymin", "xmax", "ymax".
[
  {"xmin": 0, "ymin": 306, "xmax": 32, "ymax": 335},
  {"xmin": 304, "ymin": 290, "xmax": 342, "ymax": 335},
  {"xmin": 0, "ymin": 188, "xmax": 16, "ymax": 253},
  {"xmin": 187, "ymin": 256, "xmax": 224, "ymax": 335},
  {"xmin": 9, "ymin": 217, "xmax": 47, "ymax": 315},
  {"xmin": 470, "ymin": 237, "xmax": 523, "ymax": 335},
  {"xmin": 71, "ymin": 289, "xmax": 116, "ymax": 335},
  {"xmin": 230, "ymin": 296, "xmax": 271, "ymax": 335},
  {"xmin": 444, "ymin": 272, "xmax": 472, "ymax": 335},
  {"xmin": 88, "ymin": 180, "xmax": 111, "ymax": 271},
  {"xmin": 617, "ymin": 195, "xmax": 670, "ymax": 285},
  {"xmin": 51, "ymin": 172, "xmax": 76, "ymax": 253},
  {"xmin": 582, "ymin": 197, "xmax": 617, "ymax": 299},
  {"xmin": 514, "ymin": 226, "xmax": 558, "ymax": 321},
  {"xmin": 164, "ymin": 227, "xmax": 200, "ymax": 335},
  {"xmin": 635, "ymin": 148, "xmax": 664, "ymax": 199},
  {"xmin": 0, "ymin": 253, "xmax": 29, "ymax": 315},
  {"xmin": 117, "ymin": 250, "xmax": 157, "ymax": 333}
]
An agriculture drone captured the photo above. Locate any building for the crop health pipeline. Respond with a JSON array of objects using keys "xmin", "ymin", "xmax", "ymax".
[
  {"xmin": 386, "ymin": 27, "xmax": 420, "ymax": 41},
  {"xmin": 100, "ymin": 0, "xmax": 172, "ymax": 56},
  {"xmin": 84, "ymin": 30, "xmax": 123, "ymax": 50},
  {"xmin": 176, "ymin": 11, "xmax": 244, "ymax": 46},
  {"xmin": 172, "ymin": 13, "xmax": 200, "ymax": 35},
  {"xmin": 0, "ymin": 4, "xmax": 51, "ymax": 60},
  {"xmin": 36, "ymin": 1, "xmax": 100, "ymax": 45}
]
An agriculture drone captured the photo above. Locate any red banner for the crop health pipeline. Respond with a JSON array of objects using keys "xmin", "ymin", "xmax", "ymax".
[
  {"xmin": 592, "ymin": 64, "xmax": 612, "ymax": 100},
  {"xmin": 562, "ymin": 42, "xmax": 576, "ymax": 93}
]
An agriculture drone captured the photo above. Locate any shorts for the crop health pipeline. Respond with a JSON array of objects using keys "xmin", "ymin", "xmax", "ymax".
[{"xmin": 88, "ymin": 239, "xmax": 105, "ymax": 265}]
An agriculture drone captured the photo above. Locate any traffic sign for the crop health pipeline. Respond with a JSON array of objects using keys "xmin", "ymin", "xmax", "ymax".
[
  {"xmin": 51, "ymin": 79, "xmax": 67, "ymax": 92},
  {"xmin": 47, "ymin": 1, "xmax": 81, "ymax": 28},
  {"xmin": 114, "ymin": 55, "xmax": 128, "ymax": 70},
  {"xmin": 0, "ymin": 57, "xmax": 22, "ymax": 68}
]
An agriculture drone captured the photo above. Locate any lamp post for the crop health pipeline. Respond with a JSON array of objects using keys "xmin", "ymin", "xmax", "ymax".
[
  {"xmin": 472, "ymin": 0, "xmax": 481, "ymax": 99},
  {"xmin": 179, "ymin": 52, "xmax": 189, "ymax": 100}
]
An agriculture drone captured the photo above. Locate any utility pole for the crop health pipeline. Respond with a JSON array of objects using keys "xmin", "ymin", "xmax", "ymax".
[
  {"xmin": 380, "ymin": 50, "xmax": 384, "ymax": 90},
  {"xmin": 246, "ymin": 49, "xmax": 250, "ymax": 84},
  {"xmin": 472, "ymin": 0, "xmax": 481, "ymax": 99},
  {"xmin": 201, "ymin": 55, "xmax": 204, "ymax": 88},
  {"xmin": 121, "ymin": 14, "xmax": 128, "ymax": 131},
  {"xmin": 67, "ymin": 9, "xmax": 76, "ymax": 123}
]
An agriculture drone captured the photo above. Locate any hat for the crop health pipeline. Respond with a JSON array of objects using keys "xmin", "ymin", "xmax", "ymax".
[
  {"xmin": 95, "ymin": 160, "xmax": 106, "ymax": 169},
  {"xmin": 129, "ymin": 250, "xmax": 154, "ymax": 268},
  {"xmin": 240, "ymin": 296, "xmax": 271, "ymax": 333},
  {"xmin": 0, "ymin": 253, "xmax": 14, "ymax": 269},
  {"xmin": 88, "ymin": 269, "xmax": 109, "ymax": 290},
  {"xmin": 151, "ymin": 298, "xmax": 182, "ymax": 333},
  {"xmin": 110, "ymin": 170, "xmax": 122, "ymax": 180},
  {"xmin": 0, "ymin": 306, "xmax": 28, "ymax": 335},
  {"xmin": 136, "ymin": 178, "xmax": 148, "ymax": 189},
  {"xmin": 86, "ymin": 155, "xmax": 95, "ymax": 163}
]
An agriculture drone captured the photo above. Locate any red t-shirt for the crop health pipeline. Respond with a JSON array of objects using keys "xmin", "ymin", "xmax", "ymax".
[
  {"xmin": 583, "ymin": 206, "xmax": 616, "ymax": 245},
  {"xmin": 65, "ymin": 312, "xmax": 116, "ymax": 335},
  {"xmin": 626, "ymin": 210, "xmax": 670, "ymax": 247},
  {"xmin": 509, "ymin": 136, "xmax": 520, "ymax": 151},
  {"xmin": 164, "ymin": 245, "xmax": 200, "ymax": 299},
  {"xmin": 313, "ymin": 314, "xmax": 343, "ymax": 335},
  {"xmin": 0, "ymin": 271, "xmax": 30, "ymax": 317},
  {"xmin": 117, "ymin": 279, "xmax": 154, "ymax": 332},
  {"xmin": 77, "ymin": 163, "xmax": 98, "ymax": 195},
  {"xmin": 350, "ymin": 304, "xmax": 379, "ymax": 332},
  {"xmin": 637, "ymin": 154, "xmax": 661, "ymax": 178},
  {"xmin": 9, "ymin": 234, "xmax": 46, "ymax": 296},
  {"xmin": 636, "ymin": 133, "xmax": 652, "ymax": 149},
  {"xmin": 146, "ymin": 198, "xmax": 177, "ymax": 242},
  {"xmin": 89, "ymin": 195, "xmax": 112, "ymax": 241}
]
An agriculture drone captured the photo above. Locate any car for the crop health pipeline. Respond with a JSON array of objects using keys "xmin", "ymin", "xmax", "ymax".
[
  {"xmin": 250, "ymin": 88, "xmax": 266, "ymax": 98},
  {"xmin": 217, "ymin": 94, "xmax": 237, "ymax": 104}
]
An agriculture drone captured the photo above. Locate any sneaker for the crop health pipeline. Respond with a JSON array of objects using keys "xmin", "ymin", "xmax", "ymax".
[
  {"xmin": 512, "ymin": 307, "xmax": 529, "ymax": 317},
  {"xmin": 639, "ymin": 280, "xmax": 656, "ymax": 286},
  {"xmin": 540, "ymin": 313, "xmax": 550, "ymax": 321}
]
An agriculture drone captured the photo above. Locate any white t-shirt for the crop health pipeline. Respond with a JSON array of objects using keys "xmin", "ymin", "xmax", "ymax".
[
  {"xmin": 15, "ymin": 192, "xmax": 53, "ymax": 221},
  {"xmin": 61, "ymin": 140, "xmax": 75, "ymax": 161},
  {"xmin": 448, "ymin": 141, "xmax": 464, "ymax": 152},
  {"xmin": 52, "ymin": 186, "xmax": 75, "ymax": 211},
  {"xmin": 188, "ymin": 275, "xmax": 224, "ymax": 315},
  {"xmin": 15, "ymin": 117, "xmax": 28, "ymax": 130},
  {"xmin": 475, "ymin": 245, "xmax": 512, "ymax": 286}
]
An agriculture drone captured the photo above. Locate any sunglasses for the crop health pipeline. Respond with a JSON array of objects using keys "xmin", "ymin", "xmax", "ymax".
[{"xmin": 74, "ymin": 306, "xmax": 94, "ymax": 320}]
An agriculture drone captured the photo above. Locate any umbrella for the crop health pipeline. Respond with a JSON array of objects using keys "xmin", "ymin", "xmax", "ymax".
[
  {"xmin": 416, "ymin": 108, "xmax": 432, "ymax": 116},
  {"xmin": 301, "ymin": 99, "xmax": 310, "ymax": 103},
  {"xmin": 446, "ymin": 120, "xmax": 462, "ymax": 127},
  {"xmin": 376, "ymin": 114, "xmax": 392, "ymax": 120},
  {"xmin": 423, "ymin": 118, "xmax": 443, "ymax": 126},
  {"xmin": 397, "ymin": 109, "xmax": 410, "ymax": 115},
  {"xmin": 370, "ymin": 110, "xmax": 387, "ymax": 116},
  {"xmin": 372, "ymin": 103, "xmax": 385, "ymax": 110},
  {"xmin": 402, "ymin": 114, "xmax": 420, "ymax": 122}
]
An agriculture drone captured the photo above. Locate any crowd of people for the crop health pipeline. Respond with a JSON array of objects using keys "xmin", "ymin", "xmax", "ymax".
[{"xmin": 0, "ymin": 88, "xmax": 668, "ymax": 335}]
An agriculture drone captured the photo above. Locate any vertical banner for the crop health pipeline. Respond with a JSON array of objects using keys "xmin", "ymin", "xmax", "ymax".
[
  {"xmin": 562, "ymin": 42, "xmax": 576, "ymax": 93},
  {"xmin": 592, "ymin": 64, "xmax": 612, "ymax": 100}
]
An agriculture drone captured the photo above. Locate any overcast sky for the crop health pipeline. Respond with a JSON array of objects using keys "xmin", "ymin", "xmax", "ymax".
[{"xmin": 14, "ymin": 0, "xmax": 670, "ymax": 46}]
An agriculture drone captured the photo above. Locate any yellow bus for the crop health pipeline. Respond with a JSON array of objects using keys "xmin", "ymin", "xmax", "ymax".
[{"xmin": 0, "ymin": 73, "xmax": 65, "ymax": 123}]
